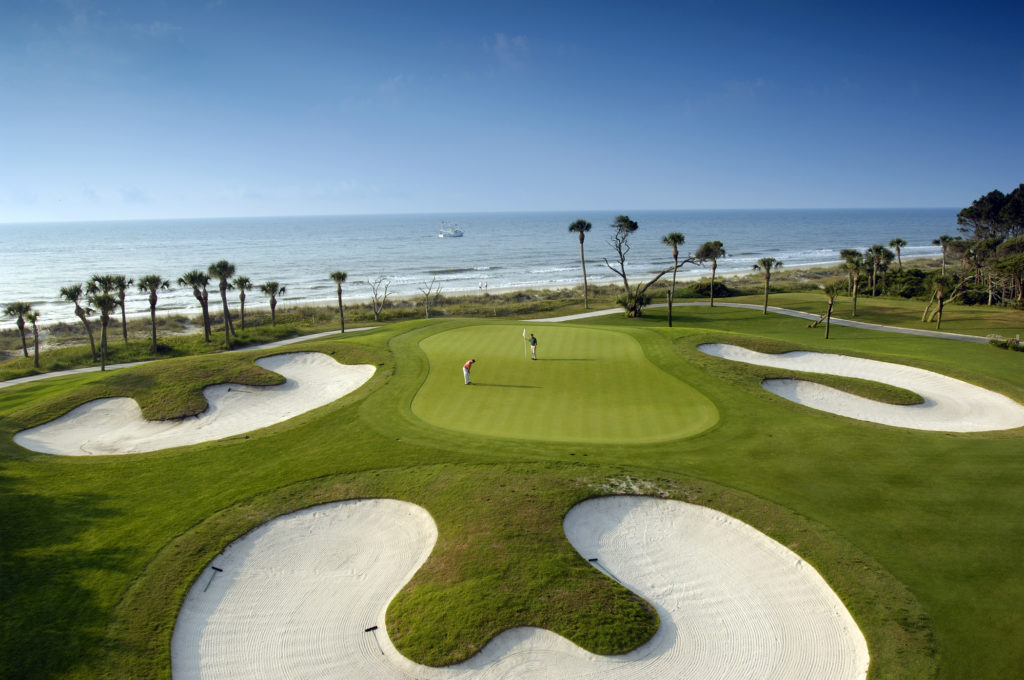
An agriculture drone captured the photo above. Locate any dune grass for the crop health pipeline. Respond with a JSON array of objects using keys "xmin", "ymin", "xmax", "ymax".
[{"xmin": 2, "ymin": 303, "xmax": 1024, "ymax": 678}]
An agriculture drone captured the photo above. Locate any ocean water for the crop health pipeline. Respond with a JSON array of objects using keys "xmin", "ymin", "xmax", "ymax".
[{"xmin": 0, "ymin": 209, "xmax": 954, "ymax": 329}]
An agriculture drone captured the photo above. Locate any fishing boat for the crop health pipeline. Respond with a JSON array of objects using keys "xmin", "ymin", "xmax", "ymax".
[{"xmin": 438, "ymin": 221, "xmax": 464, "ymax": 238}]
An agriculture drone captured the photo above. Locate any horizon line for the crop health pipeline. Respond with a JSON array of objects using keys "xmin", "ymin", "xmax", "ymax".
[{"xmin": 0, "ymin": 206, "xmax": 960, "ymax": 227}]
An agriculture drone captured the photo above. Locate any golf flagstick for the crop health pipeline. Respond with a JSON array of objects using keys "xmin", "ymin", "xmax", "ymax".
[{"xmin": 523, "ymin": 328, "xmax": 528, "ymax": 359}]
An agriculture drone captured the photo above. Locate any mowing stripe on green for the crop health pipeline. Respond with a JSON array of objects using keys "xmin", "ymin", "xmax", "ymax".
[{"xmin": 412, "ymin": 324, "xmax": 718, "ymax": 443}]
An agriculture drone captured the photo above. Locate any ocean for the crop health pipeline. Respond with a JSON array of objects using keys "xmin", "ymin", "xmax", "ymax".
[{"xmin": 0, "ymin": 209, "xmax": 955, "ymax": 329}]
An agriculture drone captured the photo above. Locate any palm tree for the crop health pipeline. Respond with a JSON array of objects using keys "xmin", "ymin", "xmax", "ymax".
[
  {"xmin": 59, "ymin": 284, "xmax": 98, "ymax": 360},
  {"xmin": 3, "ymin": 301, "xmax": 32, "ymax": 357},
  {"xmin": 259, "ymin": 281, "xmax": 285, "ymax": 325},
  {"xmin": 822, "ymin": 280, "xmax": 843, "ymax": 339},
  {"xmin": 208, "ymin": 260, "xmax": 236, "ymax": 345},
  {"xmin": 233, "ymin": 276, "xmax": 253, "ymax": 330},
  {"xmin": 865, "ymin": 244, "xmax": 886, "ymax": 296},
  {"xmin": 839, "ymin": 249, "xmax": 861, "ymax": 294},
  {"xmin": 934, "ymin": 234, "xmax": 955, "ymax": 275},
  {"xmin": 111, "ymin": 275, "xmax": 134, "ymax": 344},
  {"xmin": 178, "ymin": 270, "xmax": 212, "ymax": 341},
  {"xmin": 568, "ymin": 219, "xmax": 593, "ymax": 309},
  {"xmin": 695, "ymin": 240, "xmax": 726, "ymax": 307},
  {"xmin": 752, "ymin": 257, "xmax": 783, "ymax": 315},
  {"xmin": 889, "ymin": 237, "xmax": 907, "ymax": 269},
  {"xmin": 661, "ymin": 232, "xmax": 685, "ymax": 327},
  {"xmin": 25, "ymin": 310, "xmax": 41, "ymax": 367},
  {"xmin": 87, "ymin": 290, "xmax": 118, "ymax": 371},
  {"xmin": 329, "ymin": 271, "xmax": 348, "ymax": 332},
  {"xmin": 137, "ymin": 275, "xmax": 170, "ymax": 352},
  {"xmin": 842, "ymin": 252, "xmax": 865, "ymax": 317}
]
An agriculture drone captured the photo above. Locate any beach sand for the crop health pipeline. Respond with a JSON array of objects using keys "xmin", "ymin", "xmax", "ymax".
[
  {"xmin": 13, "ymin": 352, "xmax": 375, "ymax": 454},
  {"xmin": 698, "ymin": 343, "xmax": 1024, "ymax": 432},
  {"xmin": 170, "ymin": 496, "xmax": 868, "ymax": 679}
]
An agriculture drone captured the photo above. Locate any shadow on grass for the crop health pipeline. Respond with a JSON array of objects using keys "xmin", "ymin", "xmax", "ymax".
[
  {"xmin": 0, "ymin": 463, "xmax": 128, "ymax": 678},
  {"xmin": 470, "ymin": 383, "xmax": 539, "ymax": 389}
]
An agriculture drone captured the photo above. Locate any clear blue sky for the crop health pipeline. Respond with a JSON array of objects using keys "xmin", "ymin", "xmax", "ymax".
[{"xmin": 2, "ymin": 0, "xmax": 1022, "ymax": 222}]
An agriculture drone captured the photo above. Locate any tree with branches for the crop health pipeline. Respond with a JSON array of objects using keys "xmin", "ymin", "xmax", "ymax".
[
  {"xmin": 418, "ymin": 276, "xmax": 443, "ymax": 319},
  {"xmin": 603, "ymin": 215, "xmax": 674, "ymax": 317},
  {"xmin": 368, "ymin": 275, "xmax": 391, "ymax": 321}
]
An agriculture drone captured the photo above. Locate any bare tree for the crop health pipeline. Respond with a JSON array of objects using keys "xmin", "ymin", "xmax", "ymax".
[
  {"xmin": 369, "ymin": 275, "xmax": 392, "ymax": 321},
  {"xmin": 418, "ymin": 276, "xmax": 443, "ymax": 319}
]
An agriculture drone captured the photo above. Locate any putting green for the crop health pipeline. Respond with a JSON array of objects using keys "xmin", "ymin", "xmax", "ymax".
[{"xmin": 412, "ymin": 324, "xmax": 718, "ymax": 443}]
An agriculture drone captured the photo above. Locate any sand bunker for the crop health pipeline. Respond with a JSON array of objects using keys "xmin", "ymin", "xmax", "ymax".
[
  {"xmin": 698, "ymin": 343, "xmax": 1024, "ymax": 432},
  {"xmin": 14, "ymin": 352, "xmax": 375, "ymax": 455},
  {"xmin": 171, "ymin": 496, "xmax": 868, "ymax": 679}
]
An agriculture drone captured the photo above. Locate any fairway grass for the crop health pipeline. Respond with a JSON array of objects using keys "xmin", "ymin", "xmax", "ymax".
[
  {"xmin": 413, "ymin": 324, "xmax": 718, "ymax": 443},
  {"xmin": 3, "ymin": 305, "xmax": 1024, "ymax": 679}
]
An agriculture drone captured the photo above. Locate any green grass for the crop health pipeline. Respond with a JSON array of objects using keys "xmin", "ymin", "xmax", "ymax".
[
  {"xmin": 2, "ymin": 303, "xmax": 1024, "ymax": 679},
  {"xmin": 413, "ymin": 323, "xmax": 718, "ymax": 442}
]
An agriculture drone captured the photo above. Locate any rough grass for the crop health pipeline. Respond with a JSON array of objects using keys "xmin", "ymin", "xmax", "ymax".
[{"xmin": 3, "ymin": 301, "xmax": 1024, "ymax": 679}]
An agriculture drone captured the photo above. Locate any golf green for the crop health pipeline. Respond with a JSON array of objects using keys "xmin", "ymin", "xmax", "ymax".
[{"xmin": 412, "ymin": 324, "xmax": 718, "ymax": 442}]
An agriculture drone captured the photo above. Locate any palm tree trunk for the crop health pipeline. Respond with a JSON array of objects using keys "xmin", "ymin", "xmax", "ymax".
[
  {"xmin": 31, "ymin": 321, "xmax": 40, "ymax": 368},
  {"xmin": 120, "ymin": 295, "xmax": 129, "ymax": 344},
  {"xmin": 852, "ymin": 274, "xmax": 860, "ymax": 316},
  {"xmin": 762, "ymin": 276, "xmax": 770, "ymax": 314},
  {"xmin": 149, "ymin": 296, "xmax": 158, "ymax": 352},
  {"xmin": 579, "ymin": 240, "xmax": 589, "ymax": 309},
  {"xmin": 239, "ymin": 292, "xmax": 247, "ymax": 330},
  {"xmin": 100, "ymin": 317, "xmax": 109, "ymax": 371},
  {"xmin": 219, "ymin": 287, "xmax": 233, "ymax": 344},
  {"xmin": 668, "ymin": 264, "xmax": 677, "ymax": 327},
  {"xmin": 17, "ymin": 319, "xmax": 28, "ymax": 357},
  {"xmin": 337, "ymin": 287, "xmax": 345, "ymax": 332},
  {"xmin": 936, "ymin": 294, "xmax": 944, "ymax": 329},
  {"xmin": 76, "ymin": 306, "xmax": 98, "ymax": 360},
  {"xmin": 825, "ymin": 300, "xmax": 834, "ymax": 339},
  {"xmin": 270, "ymin": 298, "xmax": 277, "ymax": 325},
  {"xmin": 710, "ymin": 261, "xmax": 717, "ymax": 307}
]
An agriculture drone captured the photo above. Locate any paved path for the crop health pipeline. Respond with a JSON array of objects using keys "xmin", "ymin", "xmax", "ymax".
[
  {"xmin": 2, "ymin": 303, "xmax": 990, "ymax": 391},
  {"xmin": 0, "ymin": 327, "xmax": 375, "ymax": 391},
  {"xmin": 531, "ymin": 302, "xmax": 989, "ymax": 343}
]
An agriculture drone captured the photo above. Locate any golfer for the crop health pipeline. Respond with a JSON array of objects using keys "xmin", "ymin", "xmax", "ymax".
[
  {"xmin": 463, "ymin": 359, "xmax": 476, "ymax": 385},
  {"xmin": 529, "ymin": 333, "xmax": 538, "ymax": 360}
]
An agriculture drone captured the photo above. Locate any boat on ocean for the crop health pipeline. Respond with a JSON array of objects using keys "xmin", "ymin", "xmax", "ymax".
[{"xmin": 438, "ymin": 221, "xmax": 464, "ymax": 238}]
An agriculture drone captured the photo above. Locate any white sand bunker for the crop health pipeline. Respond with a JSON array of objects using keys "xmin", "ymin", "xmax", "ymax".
[
  {"xmin": 171, "ymin": 496, "xmax": 868, "ymax": 679},
  {"xmin": 13, "ymin": 352, "xmax": 375, "ymax": 455},
  {"xmin": 699, "ymin": 343, "xmax": 1024, "ymax": 432}
]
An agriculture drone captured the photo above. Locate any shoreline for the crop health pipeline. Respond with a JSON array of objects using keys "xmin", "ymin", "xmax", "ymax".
[{"xmin": 2, "ymin": 256, "xmax": 942, "ymax": 345}]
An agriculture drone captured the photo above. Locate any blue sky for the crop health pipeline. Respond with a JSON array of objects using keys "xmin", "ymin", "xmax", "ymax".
[{"xmin": 2, "ymin": 0, "xmax": 1022, "ymax": 222}]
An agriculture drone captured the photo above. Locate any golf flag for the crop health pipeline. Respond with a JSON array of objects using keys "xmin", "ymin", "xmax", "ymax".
[{"xmin": 523, "ymin": 328, "xmax": 528, "ymax": 359}]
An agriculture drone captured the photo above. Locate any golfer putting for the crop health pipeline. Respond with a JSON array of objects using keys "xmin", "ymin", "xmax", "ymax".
[{"xmin": 463, "ymin": 359, "xmax": 476, "ymax": 385}]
